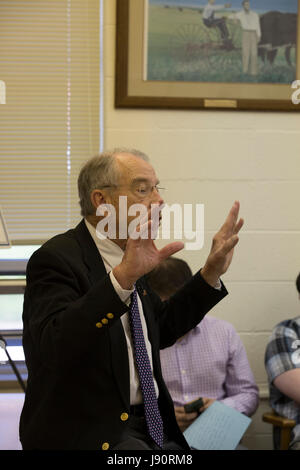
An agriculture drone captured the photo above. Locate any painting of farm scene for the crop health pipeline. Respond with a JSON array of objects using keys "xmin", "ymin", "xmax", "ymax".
[{"xmin": 146, "ymin": 0, "xmax": 298, "ymax": 83}]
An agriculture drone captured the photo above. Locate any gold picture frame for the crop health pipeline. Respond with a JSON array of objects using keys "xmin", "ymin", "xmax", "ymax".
[
  {"xmin": 115, "ymin": 0, "xmax": 300, "ymax": 111},
  {"xmin": 0, "ymin": 208, "xmax": 10, "ymax": 247}
]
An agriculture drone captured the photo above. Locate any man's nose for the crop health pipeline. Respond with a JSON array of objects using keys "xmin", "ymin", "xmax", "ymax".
[{"xmin": 152, "ymin": 187, "xmax": 164, "ymax": 206}]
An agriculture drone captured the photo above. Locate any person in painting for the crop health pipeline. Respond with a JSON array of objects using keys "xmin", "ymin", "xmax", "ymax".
[
  {"xmin": 202, "ymin": 0, "xmax": 233, "ymax": 49},
  {"xmin": 229, "ymin": 0, "xmax": 261, "ymax": 76}
]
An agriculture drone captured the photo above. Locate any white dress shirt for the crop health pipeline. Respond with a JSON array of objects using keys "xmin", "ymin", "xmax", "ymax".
[
  {"xmin": 203, "ymin": 4, "xmax": 226, "ymax": 20},
  {"xmin": 230, "ymin": 10, "xmax": 261, "ymax": 39},
  {"xmin": 85, "ymin": 219, "xmax": 159, "ymax": 405}
]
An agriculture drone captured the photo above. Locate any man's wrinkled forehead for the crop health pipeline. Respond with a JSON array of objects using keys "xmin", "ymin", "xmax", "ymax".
[{"xmin": 115, "ymin": 153, "xmax": 158, "ymax": 184}]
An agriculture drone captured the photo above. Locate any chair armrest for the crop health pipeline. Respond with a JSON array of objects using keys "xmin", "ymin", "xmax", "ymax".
[{"xmin": 262, "ymin": 412, "xmax": 296, "ymax": 428}]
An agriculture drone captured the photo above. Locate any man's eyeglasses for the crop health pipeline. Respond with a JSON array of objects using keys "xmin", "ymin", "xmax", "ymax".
[{"xmin": 100, "ymin": 184, "xmax": 167, "ymax": 198}]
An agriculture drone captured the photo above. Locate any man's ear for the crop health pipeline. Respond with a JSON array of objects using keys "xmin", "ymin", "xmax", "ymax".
[{"xmin": 90, "ymin": 189, "xmax": 107, "ymax": 211}]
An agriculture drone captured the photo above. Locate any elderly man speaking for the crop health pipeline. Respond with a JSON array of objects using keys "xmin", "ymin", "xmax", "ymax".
[{"xmin": 20, "ymin": 148, "xmax": 243, "ymax": 450}]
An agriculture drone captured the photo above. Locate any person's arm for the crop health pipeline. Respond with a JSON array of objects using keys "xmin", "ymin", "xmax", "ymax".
[
  {"xmin": 274, "ymin": 369, "xmax": 300, "ymax": 405},
  {"xmin": 24, "ymin": 246, "xmax": 130, "ymax": 369},
  {"xmin": 115, "ymin": 202, "xmax": 243, "ymax": 291},
  {"xmin": 109, "ymin": 269, "xmax": 133, "ymax": 305},
  {"xmin": 228, "ymin": 10, "xmax": 242, "ymax": 22},
  {"xmin": 256, "ymin": 14, "xmax": 261, "ymax": 41},
  {"xmin": 199, "ymin": 201, "xmax": 243, "ymax": 288},
  {"xmin": 113, "ymin": 201, "xmax": 243, "ymax": 347},
  {"xmin": 228, "ymin": 12, "xmax": 238, "ymax": 20},
  {"xmin": 218, "ymin": 327, "xmax": 259, "ymax": 416},
  {"xmin": 265, "ymin": 323, "xmax": 300, "ymax": 406},
  {"xmin": 150, "ymin": 271, "xmax": 228, "ymax": 349},
  {"xmin": 213, "ymin": 4, "xmax": 231, "ymax": 11}
]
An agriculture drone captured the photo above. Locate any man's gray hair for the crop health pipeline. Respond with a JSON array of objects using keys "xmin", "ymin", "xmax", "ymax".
[{"xmin": 78, "ymin": 148, "xmax": 149, "ymax": 216}]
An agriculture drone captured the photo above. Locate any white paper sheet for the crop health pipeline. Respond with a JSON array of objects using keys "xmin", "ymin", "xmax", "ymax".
[{"xmin": 183, "ymin": 400, "xmax": 251, "ymax": 450}]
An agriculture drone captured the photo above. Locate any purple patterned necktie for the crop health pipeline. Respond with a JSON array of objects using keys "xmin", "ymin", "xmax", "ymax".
[{"xmin": 129, "ymin": 286, "xmax": 164, "ymax": 448}]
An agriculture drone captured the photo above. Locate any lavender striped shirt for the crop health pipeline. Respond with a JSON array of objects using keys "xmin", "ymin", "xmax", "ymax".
[{"xmin": 160, "ymin": 315, "xmax": 259, "ymax": 416}]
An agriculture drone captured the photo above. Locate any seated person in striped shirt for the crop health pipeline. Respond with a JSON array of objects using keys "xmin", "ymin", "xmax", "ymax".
[
  {"xmin": 264, "ymin": 273, "xmax": 300, "ymax": 451},
  {"xmin": 147, "ymin": 257, "xmax": 259, "ymax": 432}
]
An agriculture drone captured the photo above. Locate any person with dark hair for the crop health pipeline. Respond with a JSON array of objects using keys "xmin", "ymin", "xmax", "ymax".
[
  {"xmin": 146, "ymin": 257, "xmax": 193, "ymax": 301},
  {"xmin": 147, "ymin": 257, "xmax": 259, "ymax": 436},
  {"xmin": 265, "ymin": 273, "xmax": 300, "ymax": 450}
]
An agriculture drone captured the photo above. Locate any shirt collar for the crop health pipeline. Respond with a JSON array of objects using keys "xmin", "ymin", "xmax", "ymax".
[{"xmin": 84, "ymin": 219, "xmax": 124, "ymax": 270}]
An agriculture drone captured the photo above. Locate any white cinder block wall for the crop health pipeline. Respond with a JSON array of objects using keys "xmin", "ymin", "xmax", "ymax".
[{"xmin": 104, "ymin": 0, "xmax": 300, "ymax": 450}]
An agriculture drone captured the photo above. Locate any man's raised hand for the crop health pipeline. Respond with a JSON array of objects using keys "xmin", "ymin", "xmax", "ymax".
[
  {"xmin": 201, "ymin": 201, "xmax": 244, "ymax": 287},
  {"xmin": 113, "ymin": 204, "xmax": 184, "ymax": 290}
]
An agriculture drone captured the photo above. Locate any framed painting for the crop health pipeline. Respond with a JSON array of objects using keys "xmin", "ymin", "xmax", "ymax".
[{"xmin": 115, "ymin": 0, "xmax": 300, "ymax": 111}]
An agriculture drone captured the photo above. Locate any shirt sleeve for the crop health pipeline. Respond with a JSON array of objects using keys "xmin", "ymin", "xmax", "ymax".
[
  {"xmin": 218, "ymin": 326, "xmax": 259, "ymax": 416},
  {"xmin": 265, "ymin": 324, "xmax": 300, "ymax": 385},
  {"xmin": 256, "ymin": 14, "xmax": 261, "ymax": 39},
  {"xmin": 109, "ymin": 270, "xmax": 133, "ymax": 306},
  {"xmin": 228, "ymin": 11, "xmax": 241, "ymax": 21}
]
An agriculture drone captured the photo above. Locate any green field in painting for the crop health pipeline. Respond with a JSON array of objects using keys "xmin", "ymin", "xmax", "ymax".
[{"xmin": 147, "ymin": 5, "xmax": 296, "ymax": 83}]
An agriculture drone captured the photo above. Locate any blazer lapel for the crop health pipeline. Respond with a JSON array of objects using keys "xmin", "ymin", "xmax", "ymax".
[
  {"xmin": 74, "ymin": 219, "xmax": 107, "ymax": 284},
  {"xmin": 74, "ymin": 219, "xmax": 130, "ymax": 408}
]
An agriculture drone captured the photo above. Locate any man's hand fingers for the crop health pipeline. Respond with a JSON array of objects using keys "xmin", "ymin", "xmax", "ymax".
[
  {"xmin": 181, "ymin": 412, "xmax": 198, "ymax": 422},
  {"xmin": 128, "ymin": 218, "xmax": 150, "ymax": 240},
  {"xmin": 220, "ymin": 201, "xmax": 240, "ymax": 236},
  {"xmin": 175, "ymin": 407, "xmax": 197, "ymax": 422},
  {"xmin": 221, "ymin": 234, "xmax": 239, "ymax": 255},
  {"xmin": 233, "ymin": 217, "xmax": 244, "ymax": 235},
  {"xmin": 130, "ymin": 204, "xmax": 163, "ymax": 240},
  {"xmin": 159, "ymin": 241, "xmax": 184, "ymax": 260},
  {"xmin": 175, "ymin": 406, "xmax": 185, "ymax": 414}
]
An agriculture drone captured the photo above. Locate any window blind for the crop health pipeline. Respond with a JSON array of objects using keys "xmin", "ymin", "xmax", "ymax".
[{"xmin": 0, "ymin": 0, "xmax": 101, "ymax": 242}]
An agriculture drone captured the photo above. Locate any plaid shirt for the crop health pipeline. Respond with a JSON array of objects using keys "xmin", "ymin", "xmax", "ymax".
[{"xmin": 265, "ymin": 316, "xmax": 300, "ymax": 444}]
